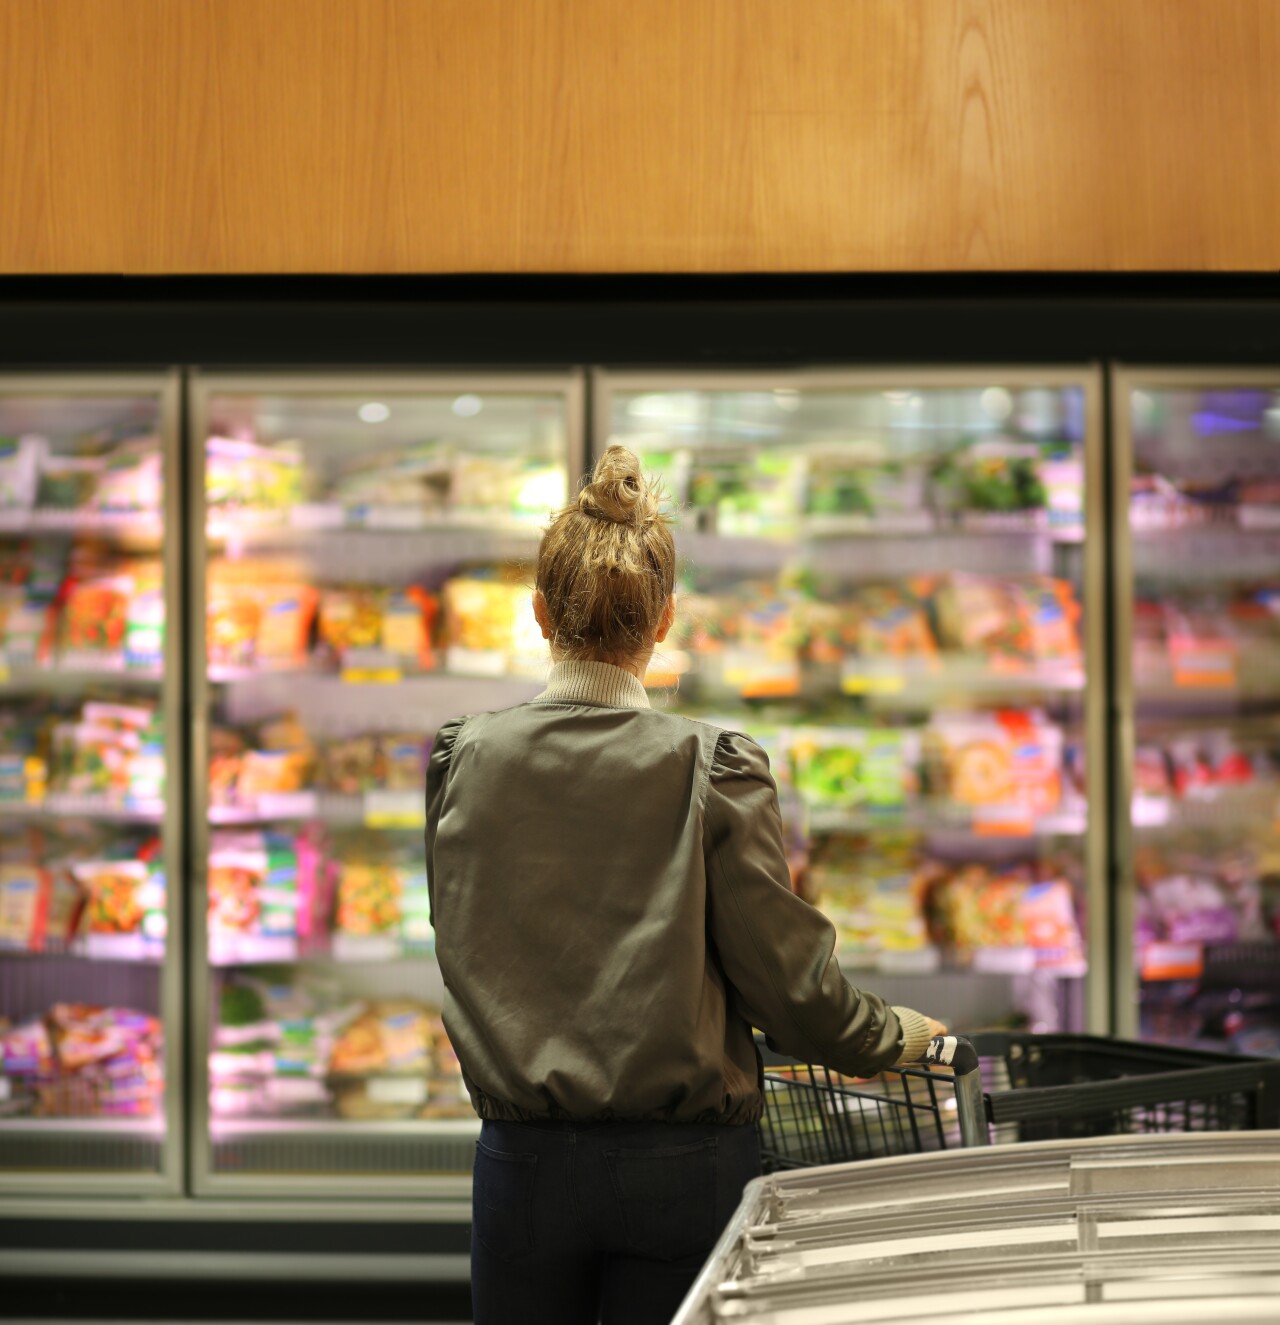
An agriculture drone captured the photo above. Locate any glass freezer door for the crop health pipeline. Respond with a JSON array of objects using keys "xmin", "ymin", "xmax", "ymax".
[
  {"xmin": 191, "ymin": 373, "xmax": 579, "ymax": 1195},
  {"xmin": 0, "ymin": 375, "xmax": 182, "ymax": 1194},
  {"xmin": 1116, "ymin": 371, "xmax": 1280, "ymax": 1052},
  {"xmin": 596, "ymin": 370, "xmax": 1107, "ymax": 1038}
]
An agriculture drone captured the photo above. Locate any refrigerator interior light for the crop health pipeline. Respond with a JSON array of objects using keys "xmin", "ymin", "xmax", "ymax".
[
  {"xmin": 451, "ymin": 394, "xmax": 483, "ymax": 418},
  {"xmin": 980, "ymin": 387, "xmax": 1014, "ymax": 421},
  {"xmin": 357, "ymin": 402, "xmax": 390, "ymax": 424}
]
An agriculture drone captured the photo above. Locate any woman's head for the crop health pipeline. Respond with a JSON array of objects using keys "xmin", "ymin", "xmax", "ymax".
[{"xmin": 534, "ymin": 445, "xmax": 676, "ymax": 669}]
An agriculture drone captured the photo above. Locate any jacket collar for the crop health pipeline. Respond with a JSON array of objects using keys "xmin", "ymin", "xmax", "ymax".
[{"xmin": 532, "ymin": 659, "xmax": 651, "ymax": 710}]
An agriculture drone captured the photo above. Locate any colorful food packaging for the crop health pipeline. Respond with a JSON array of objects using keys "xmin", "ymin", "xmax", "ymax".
[
  {"xmin": 442, "ymin": 569, "xmax": 542, "ymax": 673},
  {"xmin": 381, "ymin": 587, "xmax": 439, "ymax": 670},
  {"xmin": 334, "ymin": 860, "xmax": 403, "ymax": 938},
  {"xmin": 36, "ymin": 454, "xmax": 102, "ymax": 511},
  {"xmin": 318, "ymin": 588, "xmax": 387, "ymax": 658},
  {"xmin": 1016, "ymin": 578, "xmax": 1082, "ymax": 663},
  {"xmin": 206, "ymin": 561, "xmax": 316, "ymax": 670},
  {"xmin": 848, "ymin": 584, "xmax": 937, "ymax": 659},
  {"xmin": 808, "ymin": 834, "xmax": 931, "ymax": 960},
  {"xmin": 74, "ymin": 852, "xmax": 165, "ymax": 945},
  {"xmin": 206, "ymin": 437, "xmax": 306, "ymax": 514},
  {"xmin": 58, "ymin": 571, "xmax": 132, "ymax": 661},
  {"xmin": 40, "ymin": 1003, "xmax": 163, "ymax": 1118},
  {"xmin": 0, "ymin": 435, "xmax": 44, "ymax": 509},
  {"xmin": 684, "ymin": 447, "xmax": 800, "ymax": 536},
  {"xmin": 0, "ymin": 856, "xmax": 47, "ymax": 950},
  {"xmin": 925, "ymin": 710, "xmax": 1062, "ymax": 817},
  {"xmin": 95, "ymin": 438, "xmax": 162, "ymax": 513},
  {"xmin": 803, "ymin": 443, "xmax": 929, "ymax": 522},
  {"xmin": 328, "ymin": 441, "xmax": 453, "ymax": 512},
  {"xmin": 208, "ymin": 832, "xmax": 313, "ymax": 948},
  {"xmin": 788, "ymin": 728, "xmax": 917, "ymax": 810},
  {"xmin": 945, "ymin": 441, "xmax": 1047, "ymax": 514},
  {"xmin": 929, "ymin": 574, "xmax": 1025, "ymax": 658},
  {"xmin": 1020, "ymin": 879, "xmax": 1086, "ymax": 970},
  {"xmin": 930, "ymin": 866, "xmax": 1027, "ymax": 949}
]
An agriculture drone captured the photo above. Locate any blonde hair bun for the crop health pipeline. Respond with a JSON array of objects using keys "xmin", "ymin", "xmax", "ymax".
[
  {"xmin": 577, "ymin": 444, "xmax": 660, "ymax": 526},
  {"xmin": 537, "ymin": 444, "xmax": 676, "ymax": 662}
]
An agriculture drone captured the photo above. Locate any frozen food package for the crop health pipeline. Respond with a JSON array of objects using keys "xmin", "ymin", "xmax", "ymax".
[
  {"xmin": 1148, "ymin": 873, "xmax": 1239, "ymax": 945},
  {"xmin": 58, "ymin": 571, "xmax": 133, "ymax": 663},
  {"xmin": 328, "ymin": 441, "xmax": 452, "ymax": 511},
  {"xmin": 848, "ymin": 584, "xmax": 937, "ymax": 659},
  {"xmin": 684, "ymin": 446, "xmax": 800, "ymax": 536},
  {"xmin": 208, "ymin": 832, "xmax": 309, "ymax": 948},
  {"xmin": 787, "ymin": 728, "xmax": 867, "ymax": 808},
  {"xmin": 1020, "ymin": 879, "xmax": 1086, "ymax": 970},
  {"xmin": 207, "ymin": 560, "xmax": 316, "ymax": 669},
  {"xmin": 0, "ymin": 856, "xmax": 46, "ymax": 950},
  {"xmin": 930, "ymin": 866, "xmax": 1027, "ymax": 950},
  {"xmin": 442, "ymin": 568, "xmax": 540, "ymax": 673},
  {"xmin": 96, "ymin": 437, "xmax": 162, "ymax": 513},
  {"xmin": 381, "ymin": 587, "xmax": 439, "ymax": 671},
  {"xmin": 929, "ymin": 573, "xmax": 1025, "ymax": 659},
  {"xmin": 945, "ymin": 439, "xmax": 1047, "ymax": 515},
  {"xmin": 36, "ymin": 453, "xmax": 102, "ymax": 511},
  {"xmin": 0, "ymin": 435, "xmax": 44, "ymax": 509},
  {"xmin": 1016, "ymin": 577, "xmax": 1082, "ymax": 663},
  {"xmin": 74, "ymin": 856, "xmax": 165, "ymax": 944},
  {"xmin": 334, "ymin": 859, "xmax": 403, "ymax": 938},
  {"xmin": 803, "ymin": 441, "xmax": 929, "ymax": 523},
  {"xmin": 206, "ymin": 437, "xmax": 306, "ymax": 514},
  {"xmin": 925, "ymin": 710, "xmax": 1063, "ymax": 816},
  {"xmin": 318, "ymin": 587, "xmax": 387, "ymax": 659}
]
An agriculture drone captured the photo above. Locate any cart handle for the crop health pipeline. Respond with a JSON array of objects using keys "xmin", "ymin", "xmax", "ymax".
[
  {"xmin": 923, "ymin": 1035, "xmax": 980, "ymax": 1077},
  {"xmin": 922, "ymin": 1035, "xmax": 989, "ymax": 1147}
]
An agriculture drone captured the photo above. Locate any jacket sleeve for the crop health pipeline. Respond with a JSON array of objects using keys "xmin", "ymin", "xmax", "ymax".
[
  {"xmin": 703, "ymin": 730, "xmax": 934, "ymax": 1075},
  {"xmin": 425, "ymin": 716, "xmax": 469, "ymax": 928}
]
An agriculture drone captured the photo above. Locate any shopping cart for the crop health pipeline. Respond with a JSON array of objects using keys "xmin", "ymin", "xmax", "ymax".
[
  {"xmin": 757, "ymin": 1032, "xmax": 1280, "ymax": 1170},
  {"xmin": 972, "ymin": 1030, "xmax": 1280, "ymax": 1143},
  {"xmin": 756, "ymin": 1034, "xmax": 986, "ymax": 1170}
]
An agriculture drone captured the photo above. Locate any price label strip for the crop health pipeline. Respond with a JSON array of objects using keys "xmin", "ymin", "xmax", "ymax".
[
  {"xmin": 364, "ymin": 790, "xmax": 424, "ymax": 829},
  {"xmin": 341, "ymin": 648, "xmax": 403, "ymax": 685},
  {"xmin": 1141, "ymin": 942, "xmax": 1205, "ymax": 982},
  {"xmin": 972, "ymin": 803, "xmax": 1036, "ymax": 837},
  {"xmin": 1168, "ymin": 638, "xmax": 1237, "ymax": 689}
]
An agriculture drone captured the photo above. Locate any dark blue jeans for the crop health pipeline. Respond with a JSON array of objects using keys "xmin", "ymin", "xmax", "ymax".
[{"xmin": 471, "ymin": 1118, "xmax": 762, "ymax": 1325}]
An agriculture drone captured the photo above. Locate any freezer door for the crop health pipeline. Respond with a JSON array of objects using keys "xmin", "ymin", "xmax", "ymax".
[
  {"xmin": 188, "ymin": 372, "xmax": 581, "ymax": 1197},
  {"xmin": 0, "ymin": 373, "xmax": 183, "ymax": 1195},
  {"xmin": 1113, "ymin": 369, "xmax": 1280, "ymax": 1049},
  {"xmin": 594, "ymin": 369, "xmax": 1108, "ymax": 1036}
]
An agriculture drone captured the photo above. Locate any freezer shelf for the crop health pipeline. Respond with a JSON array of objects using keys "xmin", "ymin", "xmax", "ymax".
[
  {"xmin": 0, "ymin": 376, "xmax": 181, "ymax": 1193},
  {"xmin": 597, "ymin": 370, "xmax": 1104, "ymax": 1033},
  {"xmin": 192, "ymin": 373, "xmax": 580, "ymax": 1193},
  {"xmin": 673, "ymin": 1133, "xmax": 1280, "ymax": 1325}
]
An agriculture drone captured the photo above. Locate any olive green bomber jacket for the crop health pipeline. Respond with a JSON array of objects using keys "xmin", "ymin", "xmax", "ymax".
[{"xmin": 424, "ymin": 660, "xmax": 934, "ymax": 1126}]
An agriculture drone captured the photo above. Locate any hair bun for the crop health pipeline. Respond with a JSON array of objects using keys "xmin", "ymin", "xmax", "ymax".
[{"xmin": 577, "ymin": 444, "xmax": 659, "ymax": 526}]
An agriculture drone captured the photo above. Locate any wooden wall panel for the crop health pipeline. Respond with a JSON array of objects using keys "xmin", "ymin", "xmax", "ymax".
[{"xmin": 1, "ymin": 0, "xmax": 1277, "ymax": 273}]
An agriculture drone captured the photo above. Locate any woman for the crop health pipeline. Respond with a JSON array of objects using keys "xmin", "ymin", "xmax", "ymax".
[{"xmin": 425, "ymin": 445, "xmax": 945, "ymax": 1325}]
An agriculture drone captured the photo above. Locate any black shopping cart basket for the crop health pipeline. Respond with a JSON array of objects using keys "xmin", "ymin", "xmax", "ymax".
[
  {"xmin": 970, "ymin": 1031, "xmax": 1280, "ymax": 1143},
  {"xmin": 757, "ymin": 1032, "xmax": 1280, "ymax": 1172},
  {"xmin": 757, "ymin": 1035, "xmax": 986, "ymax": 1170}
]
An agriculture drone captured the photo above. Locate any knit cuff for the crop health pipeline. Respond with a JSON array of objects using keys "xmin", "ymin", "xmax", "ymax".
[{"xmin": 890, "ymin": 1006, "xmax": 934, "ymax": 1067}]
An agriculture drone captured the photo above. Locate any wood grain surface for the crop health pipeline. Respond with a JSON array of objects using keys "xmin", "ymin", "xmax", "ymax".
[{"xmin": 1, "ymin": 0, "xmax": 1277, "ymax": 273}]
